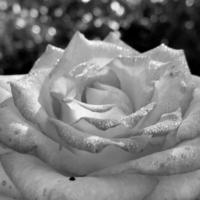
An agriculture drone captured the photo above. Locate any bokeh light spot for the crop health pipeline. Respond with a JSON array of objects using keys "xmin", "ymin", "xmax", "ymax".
[
  {"xmin": 12, "ymin": 3, "xmax": 21, "ymax": 14},
  {"xmin": 110, "ymin": 1, "xmax": 125, "ymax": 16},
  {"xmin": 48, "ymin": 27, "xmax": 57, "ymax": 36},
  {"xmin": 31, "ymin": 25, "xmax": 41, "ymax": 34},
  {"xmin": 108, "ymin": 20, "xmax": 119, "ymax": 30},
  {"xmin": 40, "ymin": 6, "xmax": 48, "ymax": 15},
  {"xmin": 15, "ymin": 18, "xmax": 26, "ymax": 29},
  {"xmin": 185, "ymin": 21, "xmax": 194, "ymax": 29},
  {"xmin": 83, "ymin": 13, "xmax": 93, "ymax": 23},
  {"xmin": 0, "ymin": 1, "xmax": 8, "ymax": 11},
  {"xmin": 54, "ymin": 8, "xmax": 63, "ymax": 17},
  {"xmin": 30, "ymin": 9, "xmax": 39, "ymax": 18},
  {"xmin": 94, "ymin": 19, "xmax": 103, "ymax": 28},
  {"xmin": 81, "ymin": 0, "xmax": 90, "ymax": 3},
  {"xmin": 186, "ymin": 0, "xmax": 195, "ymax": 7}
]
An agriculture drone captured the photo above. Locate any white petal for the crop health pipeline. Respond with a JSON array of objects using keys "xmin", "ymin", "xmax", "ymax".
[
  {"xmin": 1, "ymin": 152, "xmax": 157, "ymax": 200},
  {"xmin": 148, "ymin": 169, "xmax": 200, "ymax": 200},
  {"xmin": 0, "ymin": 75, "xmax": 24, "ymax": 92},
  {"xmin": 86, "ymin": 82, "xmax": 133, "ymax": 114},
  {"xmin": 108, "ymin": 56, "xmax": 154, "ymax": 110},
  {"xmin": 104, "ymin": 32, "xmax": 139, "ymax": 55},
  {"xmin": 10, "ymin": 45, "xmax": 64, "ymax": 144},
  {"xmin": 70, "ymin": 62, "xmax": 120, "ymax": 88},
  {"xmin": 177, "ymin": 88, "xmax": 200, "ymax": 141},
  {"xmin": 50, "ymin": 31, "xmax": 133, "ymax": 79},
  {"xmin": 137, "ymin": 66, "xmax": 193, "ymax": 129},
  {"xmin": 92, "ymin": 137, "xmax": 200, "ymax": 176}
]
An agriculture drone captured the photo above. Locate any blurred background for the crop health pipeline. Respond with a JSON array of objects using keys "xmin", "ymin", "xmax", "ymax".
[{"xmin": 0, "ymin": 0, "xmax": 200, "ymax": 75}]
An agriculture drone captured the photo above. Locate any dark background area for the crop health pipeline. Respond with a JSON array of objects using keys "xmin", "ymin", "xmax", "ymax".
[{"xmin": 0, "ymin": 0, "xmax": 200, "ymax": 76}]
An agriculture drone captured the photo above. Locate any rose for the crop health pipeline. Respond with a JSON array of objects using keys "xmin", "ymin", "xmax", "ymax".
[{"xmin": 0, "ymin": 32, "xmax": 200, "ymax": 200}]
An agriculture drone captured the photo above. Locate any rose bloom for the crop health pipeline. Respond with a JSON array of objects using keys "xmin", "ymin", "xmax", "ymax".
[{"xmin": 0, "ymin": 32, "xmax": 200, "ymax": 200}]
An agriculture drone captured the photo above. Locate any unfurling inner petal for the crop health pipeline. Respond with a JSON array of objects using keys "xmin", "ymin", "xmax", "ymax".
[
  {"xmin": 139, "ymin": 108, "xmax": 182, "ymax": 137},
  {"xmin": 136, "ymin": 66, "xmax": 193, "ymax": 129},
  {"xmin": 85, "ymin": 82, "xmax": 133, "ymax": 114},
  {"xmin": 70, "ymin": 62, "xmax": 120, "ymax": 89},
  {"xmin": 108, "ymin": 56, "xmax": 154, "ymax": 111},
  {"xmin": 78, "ymin": 102, "xmax": 155, "ymax": 131}
]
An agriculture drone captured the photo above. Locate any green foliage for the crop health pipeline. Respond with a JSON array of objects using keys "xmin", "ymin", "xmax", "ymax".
[{"xmin": 0, "ymin": 0, "xmax": 200, "ymax": 75}]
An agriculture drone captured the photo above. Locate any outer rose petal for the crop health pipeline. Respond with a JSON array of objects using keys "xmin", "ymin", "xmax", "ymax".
[
  {"xmin": 143, "ymin": 43, "xmax": 188, "ymax": 67},
  {"xmin": 0, "ymin": 87, "xmax": 11, "ymax": 104},
  {"xmin": 92, "ymin": 136, "xmax": 200, "ymax": 176},
  {"xmin": 50, "ymin": 31, "xmax": 134, "ymax": 79},
  {"xmin": 137, "ymin": 65, "xmax": 193, "ymax": 129},
  {"xmin": 177, "ymin": 88, "xmax": 200, "ymax": 141},
  {"xmin": 192, "ymin": 74, "xmax": 200, "ymax": 88},
  {"xmin": 1, "ymin": 152, "xmax": 158, "ymax": 200},
  {"xmin": 147, "ymin": 169, "xmax": 200, "ymax": 200},
  {"xmin": 0, "ymin": 75, "xmax": 24, "ymax": 92},
  {"xmin": 0, "ymin": 75, "xmax": 24, "ymax": 103},
  {"xmin": 0, "ymin": 162, "xmax": 22, "ymax": 199},
  {"xmin": 104, "ymin": 32, "xmax": 139, "ymax": 55},
  {"xmin": 0, "ymin": 98, "xmax": 137, "ymax": 175},
  {"xmin": 10, "ymin": 45, "xmax": 64, "ymax": 144},
  {"xmin": 0, "ymin": 98, "xmax": 101, "ymax": 175},
  {"xmin": 0, "ymin": 195, "xmax": 17, "ymax": 200}
]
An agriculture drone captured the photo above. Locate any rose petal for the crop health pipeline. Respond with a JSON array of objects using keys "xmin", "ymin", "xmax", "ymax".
[
  {"xmin": 60, "ymin": 98, "xmax": 125, "ymax": 124},
  {"xmin": 0, "ymin": 142, "xmax": 12, "ymax": 156},
  {"xmin": 0, "ymin": 99, "xmax": 80, "ymax": 174},
  {"xmin": 30, "ymin": 45, "xmax": 64, "ymax": 72},
  {"xmin": 108, "ymin": 56, "xmax": 154, "ymax": 110},
  {"xmin": 75, "ymin": 102, "xmax": 155, "ymax": 139},
  {"xmin": 0, "ymin": 75, "xmax": 24, "ymax": 92},
  {"xmin": 0, "ymin": 195, "xmax": 16, "ymax": 200},
  {"xmin": 50, "ymin": 76, "xmax": 77, "ymax": 100},
  {"xmin": 148, "ymin": 169, "xmax": 200, "ymax": 200},
  {"xmin": 177, "ymin": 88, "xmax": 200, "ymax": 141},
  {"xmin": 120, "ymin": 102, "xmax": 156, "ymax": 129},
  {"xmin": 140, "ymin": 108, "xmax": 182, "ymax": 137},
  {"xmin": 0, "ymin": 87, "xmax": 11, "ymax": 104},
  {"xmin": 0, "ymin": 98, "xmax": 134, "ymax": 175},
  {"xmin": 86, "ymin": 82, "xmax": 133, "ymax": 114},
  {"xmin": 50, "ymin": 117, "xmax": 164, "ymax": 155},
  {"xmin": 0, "ymin": 75, "xmax": 24, "ymax": 104},
  {"xmin": 50, "ymin": 118, "xmax": 126, "ymax": 153},
  {"xmin": 58, "ymin": 98, "xmax": 129, "ymax": 138},
  {"xmin": 192, "ymin": 74, "xmax": 200, "ymax": 88},
  {"xmin": 0, "ymin": 162, "xmax": 21, "ymax": 199},
  {"xmin": 92, "ymin": 137, "xmax": 200, "ymax": 176},
  {"xmin": 104, "ymin": 32, "xmax": 139, "ymax": 55},
  {"xmin": 69, "ymin": 62, "xmax": 120, "ymax": 89},
  {"xmin": 1, "ymin": 152, "xmax": 158, "ymax": 200},
  {"xmin": 50, "ymin": 31, "xmax": 133, "ymax": 79},
  {"xmin": 137, "ymin": 65, "xmax": 193, "ymax": 129},
  {"xmin": 10, "ymin": 45, "xmax": 64, "ymax": 144},
  {"xmin": 143, "ymin": 43, "xmax": 187, "ymax": 65},
  {"xmin": 80, "ymin": 118, "xmax": 120, "ymax": 131}
]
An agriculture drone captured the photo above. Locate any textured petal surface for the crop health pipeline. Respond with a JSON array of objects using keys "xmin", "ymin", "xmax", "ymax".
[
  {"xmin": 50, "ymin": 31, "xmax": 134, "ymax": 78},
  {"xmin": 92, "ymin": 137, "xmax": 200, "ymax": 176},
  {"xmin": 177, "ymin": 88, "xmax": 200, "ymax": 141},
  {"xmin": 10, "ymin": 45, "xmax": 63, "ymax": 143},
  {"xmin": 137, "ymin": 65, "xmax": 193, "ymax": 129},
  {"xmin": 147, "ymin": 169, "xmax": 200, "ymax": 200},
  {"xmin": 0, "ymin": 33, "xmax": 199, "ymax": 200},
  {"xmin": 108, "ymin": 56, "xmax": 154, "ymax": 110},
  {"xmin": 0, "ymin": 162, "xmax": 22, "ymax": 199},
  {"xmin": 1, "ymin": 152, "xmax": 157, "ymax": 200},
  {"xmin": 104, "ymin": 32, "xmax": 139, "ymax": 55}
]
